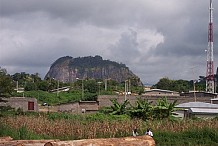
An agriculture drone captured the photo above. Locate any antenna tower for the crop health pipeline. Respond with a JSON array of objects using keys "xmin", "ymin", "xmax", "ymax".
[{"xmin": 206, "ymin": 0, "xmax": 215, "ymax": 93}]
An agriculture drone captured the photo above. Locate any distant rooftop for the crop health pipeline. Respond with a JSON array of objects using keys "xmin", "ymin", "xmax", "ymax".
[
  {"xmin": 189, "ymin": 108, "xmax": 218, "ymax": 114},
  {"xmin": 176, "ymin": 102, "xmax": 218, "ymax": 109},
  {"xmin": 144, "ymin": 89, "xmax": 177, "ymax": 93},
  {"xmin": 211, "ymin": 98, "xmax": 218, "ymax": 101}
]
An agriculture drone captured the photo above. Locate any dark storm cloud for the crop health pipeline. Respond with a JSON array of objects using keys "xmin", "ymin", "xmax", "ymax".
[{"xmin": 0, "ymin": 0, "xmax": 218, "ymax": 84}]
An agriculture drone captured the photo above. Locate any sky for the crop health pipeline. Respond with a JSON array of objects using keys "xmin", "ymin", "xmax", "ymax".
[{"xmin": 0, "ymin": 0, "xmax": 218, "ymax": 85}]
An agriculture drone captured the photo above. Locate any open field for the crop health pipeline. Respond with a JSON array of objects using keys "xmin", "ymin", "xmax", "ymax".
[{"xmin": 0, "ymin": 113, "xmax": 218, "ymax": 145}]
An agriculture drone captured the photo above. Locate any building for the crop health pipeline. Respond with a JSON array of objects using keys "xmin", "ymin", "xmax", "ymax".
[
  {"xmin": 180, "ymin": 91, "xmax": 217, "ymax": 98},
  {"xmin": 58, "ymin": 101, "xmax": 99, "ymax": 114},
  {"xmin": 175, "ymin": 102, "xmax": 218, "ymax": 119},
  {"xmin": 211, "ymin": 98, "xmax": 218, "ymax": 104},
  {"xmin": 0, "ymin": 97, "xmax": 38, "ymax": 112},
  {"xmin": 143, "ymin": 89, "xmax": 180, "ymax": 96}
]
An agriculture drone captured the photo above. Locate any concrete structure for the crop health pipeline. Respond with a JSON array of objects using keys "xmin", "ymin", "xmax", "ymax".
[
  {"xmin": 98, "ymin": 95, "xmax": 212, "ymax": 108},
  {"xmin": 58, "ymin": 101, "xmax": 99, "ymax": 113},
  {"xmin": 180, "ymin": 91, "xmax": 217, "ymax": 98},
  {"xmin": 189, "ymin": 108, "xmax": 218, "ymax": 118},
  {"xmin": 0, "ymin": 97, "xmax": 38, "ymax": 112},
  {"xmin": 143, "ymin": 89, "xmax": 180, "ymax": 96},
  {"xmin": 211, "ymin": 98, "xmax": 218, "ymax": 104}
]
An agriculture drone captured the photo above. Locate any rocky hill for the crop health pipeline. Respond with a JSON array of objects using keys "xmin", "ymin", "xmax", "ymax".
[{"xmin": 45, "ymin": 55, "xmax": 142, "ymax": 85}]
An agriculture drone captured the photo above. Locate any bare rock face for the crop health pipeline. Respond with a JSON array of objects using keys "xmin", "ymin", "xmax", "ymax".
[
  {"xmin": 0, "ymin": 136, "xmax": 155, "ymax": 146},
  {"xmin": 44, "ymin": 136, "xmax": 155, "ymax": 146},
  {"xmin": 45, "ymin": 55, "xmax": 142, "ymax": 85}
]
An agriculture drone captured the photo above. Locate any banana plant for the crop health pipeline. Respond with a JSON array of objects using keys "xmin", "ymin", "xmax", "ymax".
[
  {"xmin": 129, "ymin": 97, "xmax": 153, "ymax": 120},
  {"xmin": 153, "ymin": 97, "xmax": 177, "ymax": 119},
  {"xmin": 109, "ymin": 98, "xmax": 130, "ymax": 115}
]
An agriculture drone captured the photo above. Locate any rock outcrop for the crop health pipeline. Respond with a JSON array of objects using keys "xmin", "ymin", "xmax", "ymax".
[{"xmin": 45, "ymin": 55, "xmax": 142, "ymax": 85}]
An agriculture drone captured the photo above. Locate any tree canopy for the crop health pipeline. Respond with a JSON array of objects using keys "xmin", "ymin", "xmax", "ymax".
[
  {"xmin": 0, "ymin": 67, "xmax": 13, "ymax": 96},
  {"xmin": 153, "ymin": 77, "xmax": 206, "ymax": 93}
]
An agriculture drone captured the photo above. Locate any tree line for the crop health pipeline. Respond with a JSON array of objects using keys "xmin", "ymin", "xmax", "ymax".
[
  {"xmin": 1, "ymin": 67, "xmax": 217, "ymax": 98},
  {"xmin": 0, "ymin": 67, "xmax": 144, "ymax": 98}
]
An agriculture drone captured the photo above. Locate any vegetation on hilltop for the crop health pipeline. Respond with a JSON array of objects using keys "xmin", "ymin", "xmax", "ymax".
[{"xmin": 70, "ymin": 55, "xmax": 127, "ymax": 68}]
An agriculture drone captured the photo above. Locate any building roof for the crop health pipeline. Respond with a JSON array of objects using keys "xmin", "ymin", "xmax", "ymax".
[
  {"xmin": 176, "ymin": 102, "xmax": 218, "ymax": 109},
  {"xmin": 144, "ymin": 89, "xmax": 177, "ymax": 93},
  {"xmin": 189, "ymin": 108, "xmax": 218, "ymax": 114},
  {"xmin": 211, "ymin": 98, "xmax": 218, "ymax": 101}
]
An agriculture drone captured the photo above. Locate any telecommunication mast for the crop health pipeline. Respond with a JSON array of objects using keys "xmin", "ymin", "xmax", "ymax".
[{"xmin": 206, "ymin": 0, "xmax": 215, "ymax": 93}]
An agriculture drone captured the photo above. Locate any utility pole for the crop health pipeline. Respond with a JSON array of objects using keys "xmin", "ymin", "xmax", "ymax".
[
  {"xmin": 57, "ymin": 80, "xmax": 59, "ymax": 96},
  {"xmin": 191, "ymin": 66, "xmax": 197, "ymax": 102},
  {"xmin": 124, "ymin": 80, "xmax": 128, "ymax": 101}
]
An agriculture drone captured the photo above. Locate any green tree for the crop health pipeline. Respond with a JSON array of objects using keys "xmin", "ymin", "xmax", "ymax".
[
  {"xmin": 24, "ymin": 82, "xmax": 37, "ymax": 91},
  {"xmin": 154, "ymin": 77, "xmax": 172, "ymax": 90},
  {"xmin": 0, "ymin": 68, "xmax": 13, "ymax": 96},
  {"xmin": 84, "ymin": 80, "xmax": 98, "ymax": 93},
  {"xmin": 154, "ymin": 77, "xmax": 192, "ymax": 93}
]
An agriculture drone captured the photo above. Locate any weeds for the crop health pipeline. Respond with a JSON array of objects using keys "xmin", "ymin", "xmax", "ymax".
[{"xmin": 0, "ymin": 113, "xmax": 217, "ymax": 145}]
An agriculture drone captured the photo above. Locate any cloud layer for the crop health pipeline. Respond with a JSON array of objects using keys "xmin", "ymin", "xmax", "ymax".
[{"xmin": 0, "ymin": 0, "xmax": 218, "ymax": 84}]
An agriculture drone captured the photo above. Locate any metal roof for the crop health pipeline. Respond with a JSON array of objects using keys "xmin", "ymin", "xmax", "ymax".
[
  {"xmin": 211, "ymin": 98, "xmax": 218, "ymax": 101},
  {"xmin": 144, "ymin": 89, "xmax": 177, "ymax": 93},
  {"xmin": 189, "ymin": 108, "xmax": 218, "ymax": 114},
  {"xmin": 176, "ymin": 102, "xmax": 218, "ymax": 109}
]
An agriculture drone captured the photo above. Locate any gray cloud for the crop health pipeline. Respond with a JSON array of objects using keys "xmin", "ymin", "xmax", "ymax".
[{"xmin": 0, "ymin": 0, "xmax": 218, "ymax": 84}]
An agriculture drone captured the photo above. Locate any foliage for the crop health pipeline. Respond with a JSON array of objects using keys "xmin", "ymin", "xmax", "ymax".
[
  {"xmin": 12, "ymin": 90, "xmax": 81, "ymax": 105},
  {"xmin": 153, "ymin": 97, "xmax": 177, "ymax": 119},
  {"xmin": 155, "ymin": 128, "xmax": 218, "ymax": 146},
  {"xmin": 0, "ymin": 123, "xmax": 50, "ymax": 140},
  {"xmin": 101, "ymin": 98, "xmax": 130, "ymax": 115},
  {"xmin": 0, "ymin": 113, "xmax": 218, "ymax": 145},
  {"xmin": 153, "ymin": 77, "xmax": 207, "ymax": 93},
  {"xmin": 0, "ymin": 68, "xmax": 13, "ymax": 96},
  {"xmin": 129, "ymin": 97, "xmax": 153, "ymax": 120},
  {"xmin": 69, "ymin": 55, "xmax": 127, "ymax": 68},
  {"xmin": 102, "ymin": 97, "xmax": 177, "ymax": 121}
]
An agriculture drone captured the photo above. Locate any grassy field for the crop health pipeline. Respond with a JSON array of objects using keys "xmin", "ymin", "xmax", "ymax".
[{"xmin": 0, "ymin": 112, "xmax": 218, "ymax": 145}]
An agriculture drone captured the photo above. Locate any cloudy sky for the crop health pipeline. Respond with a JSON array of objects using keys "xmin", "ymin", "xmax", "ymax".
[{"xmin": 0, "ymin": 0, "xmax": 218, "ymax": 84}]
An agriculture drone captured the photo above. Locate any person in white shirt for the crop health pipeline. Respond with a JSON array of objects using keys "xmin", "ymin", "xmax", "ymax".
[
  {"xmin": 145, "ymin": 128, "xmax": 153, "ymax": 137},
  {"xmin": 132, "ymin": 128, "xmax": 139, "ymax": 137}
]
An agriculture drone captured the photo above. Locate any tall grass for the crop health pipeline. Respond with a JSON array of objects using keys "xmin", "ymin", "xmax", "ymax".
[
  {"xmin": 0, "ymin": 113, "xmax": 140, "ymax": 140},
  {"xmin": 155, "ymin": 128, "xmax": 218, "ymax": 146},
  {"xmin": 0, "ymin": 113, "xmax": 218, "ymax": 145}
]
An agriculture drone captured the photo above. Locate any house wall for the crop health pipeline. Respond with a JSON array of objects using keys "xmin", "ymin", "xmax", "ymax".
[
  {"xmin": 98, "ymin": 95, "xmax": 212, "ymax": 108},
  {"xmin": 190, "ymin": 113, "xmax": 218, "ymax": 119},
  {"xmin": 143, "ymin": 91, "xmax": 179, "ymax": 96},
  {"xmin": 79, "ymin": 102, "xmax": 99, "ymax": 113},
  {"xmin": 57, "ymin": 101, "xmax": 99, "ymax": 114},
  {"xmin": 58, "ymin": 103, "xmax": 79, "ymax": 113},
  {"xmin": 211, "ymin": 100, "xmax": 218, "ymax": 104},
  {"xmin": 1, "ymin": 97, "xmax": 38, "ymax": 112},
  {"xmin": 181, "ymin": 92, "xmax": 217, "ymax": 98}
]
